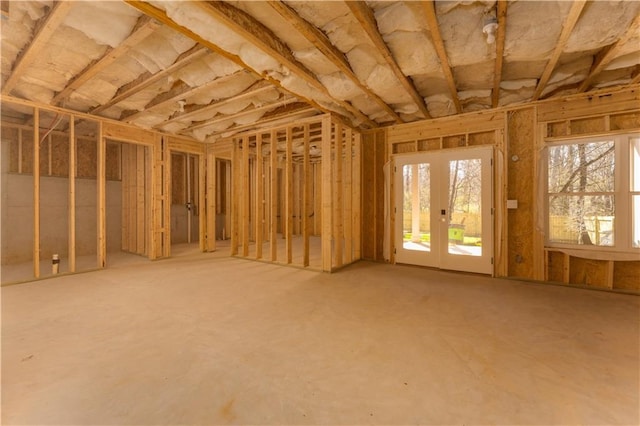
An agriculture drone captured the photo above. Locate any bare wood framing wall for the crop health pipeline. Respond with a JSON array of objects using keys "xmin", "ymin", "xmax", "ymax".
[
  {"xmin": 372, "ymin": 86, "xmax": 640, "ymax": 292},
  {"xmin": 216, "ymin": 114, "xmax": 361, "ymax": 272}
]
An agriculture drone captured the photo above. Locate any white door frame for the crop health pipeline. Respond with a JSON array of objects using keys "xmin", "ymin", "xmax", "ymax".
[{"xmin": 394, "ymin": 146, "xmax": 494, "ymax": 275}]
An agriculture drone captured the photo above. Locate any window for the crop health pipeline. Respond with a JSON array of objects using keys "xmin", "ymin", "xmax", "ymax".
[{"xmin": 546, "ymin": 133, "xmax": 639, "ymax": 253}]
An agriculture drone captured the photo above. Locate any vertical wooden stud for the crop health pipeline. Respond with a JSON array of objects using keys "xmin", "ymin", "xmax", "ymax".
[
  {"xmin": 353, "ymin": 132, "xmax": 362, "ymax": 260},
  {"xmin": 206, "ymin": 150, "xmax": 217, "ymax": 252},
  {"xmin": 286, "ymin": 127, "xmax": 293, "ymax": 264},
  {"xmin": 136, "ymin": 145, "xmax": 145, "ymax": 255},
  {"xmin": 163, "ymin": 137, "xmax": 171, "ymax": 258},
  {"xmin": 47, "ymin": 134, "xmax": 52, "ymax": 176},
  {"xmin": 255, "ymin": 134, "xmax": 264, "ymax": 259},
  {"xmin": 33, "ymin": 108, "xmax": 40, "ymax": 278},
  {"xmin": 344, "ymin": 128, "xmax": 353, "ymax": 264},
  {"xmin": 18, "ymin": 128, "xmax": 23, "ymax": 174},
  {"xmin": 198, "ymin": 153, "xmax": 206, "ymax": 252},
  {"xmin": 270, "ymin": 130, "xmax": 278, "ymax": 261},
  {"xmin": 333, "ymin": 122, "xmax": 343, "ymax": 268},
  {"xmin": 231, "ymin": 139, "xmax": 240, "ymax": 255},
  {"xmin": 321, "ymin": 116, "xmax": 333, "ymax": 271},
  {"xmin": 97, "ymin": 122, "xmax": 106, "ymax": 268},
  {"xmin": 121, "ymin": 144, "xmax": 129, "ymax": 252},
  {"xmin": 303, "ymin": 124, "xmax": 311, "ymax": 267},
  {"xmin": 314, "ymin": 162, "xmax": 321, "ymax": 236},
  {"xmin": 128, "ymin": 144, "xmax": 136, "ymax": 252},
  {"xmin": 68, "ymin": 116, "xmax": 76, "ymax": 272},
  {"xmin": 242, "ymin": 136, "xmax": 250, "ymax": 257}
]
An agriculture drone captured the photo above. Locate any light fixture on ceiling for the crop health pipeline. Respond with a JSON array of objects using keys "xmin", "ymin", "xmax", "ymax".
[{"xmin": 483, "ymin": 10, "xmax": 498, "ymax": 44}]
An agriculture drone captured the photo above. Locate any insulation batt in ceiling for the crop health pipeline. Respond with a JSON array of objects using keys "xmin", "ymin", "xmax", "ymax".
[{"xmin": 63, "ymin": 1, "xmax": 140, "ymax": 48}]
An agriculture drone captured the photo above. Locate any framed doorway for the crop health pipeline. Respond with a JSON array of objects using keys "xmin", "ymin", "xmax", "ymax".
[{"xmin": 394, "ymin": 146, "xmax": 493, "ymax": 274}]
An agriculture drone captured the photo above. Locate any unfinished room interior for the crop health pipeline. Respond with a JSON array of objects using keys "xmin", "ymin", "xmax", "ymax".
[{"xmin": 1, "ymin": 0, "xmax": 639, "ymax": 423}]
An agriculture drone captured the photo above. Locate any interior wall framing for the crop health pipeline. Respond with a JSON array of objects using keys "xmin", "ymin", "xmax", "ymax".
[
  {"xmin": 218, "ymin": 114, "xmax": 362, "ymax": 272},
  {"xmin": 374, "ymin": 85, "xmax": 640, "ymax": 292}
]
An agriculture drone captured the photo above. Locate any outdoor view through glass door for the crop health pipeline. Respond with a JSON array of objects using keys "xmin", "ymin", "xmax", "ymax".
[{"xmin": 395, "ymin": 147, "xmax": 493, "ymax": 274}]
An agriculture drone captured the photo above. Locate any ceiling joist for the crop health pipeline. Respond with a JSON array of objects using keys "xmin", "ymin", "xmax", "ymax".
[
  {"xmin": 347, "ymin": 1, "xmax": 431, "ymax": 119},
  {"xmin": 51, "ymin": 15, "xmax": 160, "ymax": 105},
  {"xmin": 267, "ymin": 0, "xmax": 402, "ymax": 124},
  {"xmin": 124, "ymin": 0, "xmax": 370, "ymax": 129},
  {"xmin": 578, "ymin": 13, "xmax": 640, "ymax": 93},
  {"xmin": 491, "ymin": 1, "xmax": 508, "ymax": 108},
  {"xmin": 421, "ymin": 1, "xmax": 461, "ymax": 114},
  {"xmin": 91, "ymin": 44, "xmax": 209, "ymax": 115},
  {"xmin": 533, "ymin": 0, "xmax": 587, "ymax": 100},
  {"xmin": 198, "ymin": 1, "xmax": 375, "ymax": 127},
  {"xmin": 2, "ymin": 1, "xmax": 73, "ymax": 95},
  {"xmin": 159, "ymin": 81, "xmax": 276, "ymax": 129},
  {"xmin": 209, "ymin": 105, "xmax": 317, "ymax": 139},
  {"xmin": 122, "ymin": 70, "xmax": 251, "ymax": 122},
  {"xmin": 181, "ymin": 96, "xmax": 298, "ymax": 133}
]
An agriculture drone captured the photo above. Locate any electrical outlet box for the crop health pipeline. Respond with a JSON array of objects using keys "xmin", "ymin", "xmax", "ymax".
[{"xmin": 507, "ymin": 199, "xmax": 518, "ymax": 209}]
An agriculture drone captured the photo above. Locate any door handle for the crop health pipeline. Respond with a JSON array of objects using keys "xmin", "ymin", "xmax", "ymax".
[{"xmin": 441, "ymin": 209, "xmax": 446, "ymax": 215}]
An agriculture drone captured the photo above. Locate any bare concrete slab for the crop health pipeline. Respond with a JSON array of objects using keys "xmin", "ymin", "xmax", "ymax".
[{"xmin": 2, "ymin": 249, "xmax": 638, "ymax": 425}]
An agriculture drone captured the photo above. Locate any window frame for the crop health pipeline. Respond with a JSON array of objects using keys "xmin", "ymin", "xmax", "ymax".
[{"xmin": 544, "ymin": 132, "xmax": 638, "ymax": 254}]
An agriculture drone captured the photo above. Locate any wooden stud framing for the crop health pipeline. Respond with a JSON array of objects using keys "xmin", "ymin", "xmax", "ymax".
[
  {"xmin": 136, "ymin": 145, "xmax": 145, "ymax": 254},
  {"xmin": 285, "ymin": 127, "xmax": 293, "ymax": 264},
  {"xmin": 198, "ymin": 153, "xmax": 206, "ymax": 252},
  {"xmin": 33, "ymin": 108, "xmax": 40, "ymax": 278},
  {"xmin": 255, "ymin": 134, "xmax": 264, "ymax": 259},
  {"xmin": 163, "ymin": 136, "xmax": 171, "ymax": 257},
  {"xmin": 242, "ymin": 136, "xmax": 250, "ymax": 257},
  {"xmin": 270, "ymin": 129, "xmax": 278, "ymax": 261},
  {"xmin": 97, "ymin": 122, "xmax": 106, "ymax": 268},
  {"xmin": 321, "ymin": 116, "xmax": 333, "ymax": 271},
  {"xmin": 492, "ymin": 1, "xmax": 508, "ymax": 108},
  {"xmin": 344, "ymin": 128, "xmax": 353, "ymax": 264},
  {"xmin": 230, "ymin": 139, "xmax": 240, "ymax": 255},
  {"xmin": 353, "ymin": 132, "xmax": 362, "ymax": 260},
  {"xmin": 68, "ymin": 117, "xmax": 76, "ymax": 272},
  {"xmin": 303, "ymin": 124, "xmax": 311, "ymax": 266},
  {"xmin": 333, "ymin": 124, "xmax": 344, "ymax": 268},
  {"xmin": 206, "ymin": 151, "xmax": 217, "ymax": 252}
]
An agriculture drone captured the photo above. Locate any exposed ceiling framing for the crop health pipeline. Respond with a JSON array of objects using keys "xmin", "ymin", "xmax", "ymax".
[{"xmin": 1, "ymin": 0, "xmax": 638, "ymax": 142}]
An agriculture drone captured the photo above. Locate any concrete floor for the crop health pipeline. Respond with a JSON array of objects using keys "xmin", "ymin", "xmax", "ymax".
[{"xmin": 2, "ymin": 248, "xmax": 639, "ymax": 424}]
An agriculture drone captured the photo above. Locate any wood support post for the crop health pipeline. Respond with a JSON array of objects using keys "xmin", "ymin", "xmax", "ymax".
[
  {"xmin": 270, "ymin": 130, "xmax": 278, "ymax": 261},
  {"xmin": 303, "ymin": 124, "xmax": 311, "ymax": 267},
  {"xmin": 198, "ymin": 153, "xmax": 206, "ymax": 252},
  {"xmin": 33, "ymin": 108, "xmax": 40, "ymax": 278},
  {"xmin": 97, "ymin": 122, "xmax": 106, "ymax": 268},
  {"xmin": 334, "ymin": 123, "xmax": 344, "ymax": 268},
  {"xmin": 285, "ymin": 127, "xmax": 293, "ymax": 263},
  {"xmin": 255, "ymin": 134, "xmax": 264, "ymax": 259},
  {"xmin": 353, "ymin": 132, "xmax": 362, "ymax": 260},
  {"xmin": 242, "ymin": 136, "xmax": 250, "ymax": 257},
  {"xmin": 231, "ymin": 139, "xmax": 239, "ymax": 255},
  {"xmin": 68, "ymin": 117, "xmax": 76, "ymax": 272},
  {"xmin": 344, "ymin": 128, "xmax": 353, "ymax": 264},
  {"xmin": 206, "ymin": 151, "xmax": 217, "ymax": 252},
  {"xmin": 321, "ymin": 116, "xmax": 333, "ymax": 271}
]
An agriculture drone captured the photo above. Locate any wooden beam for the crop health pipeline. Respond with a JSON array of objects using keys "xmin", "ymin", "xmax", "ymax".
[
  {"xmin": 269, "ymin": 129, "xmax": 278, "ymax": 261},
  {"xmin": 344, "ymin": 128, "xmax": 353, "ymax": 264},
  {"xmin": 206, "ymin": 106, "xmax": 318, "ymax": 139},
  {"xmin": 33, "ymin": 108, "xmax": 40, "ymax": 278},
  {"xmin": 285, "ymin": 127, "xmax": 293, "ymax": 263},
  {"xmin": 230, "ymin": 139, "xmax": 239, "ymax": 255},
  {"xmin": 181, "ymin": 95, "xmax": 297, "ymax": 133},
  {"xmin": 122, "ymin": 71, "xmax": 248, "ymax": 123},
  {"xmin": 159, "ymin": 81, "xmax": 271, "ymax": 129},
  {"xmin": 125, "ymin": 0, "xmax": 370, "ymax": 129},
  {"xmin": 198, "ymin": 153, "xmax": 206, "ymax": 252},
  {"xmin": 630, "ymin": 65, "xmax": 640, "ymax": 85},
  {"xmin": 268, "ymin": 0, "xmax": 401, "ymax": 124},
  {"xmin": 2, "ymin": 1, "xmax": 73, "ymax": 95},
  {"xmin": 578, "ymin": 13, "xmax": 640, "ymax": 93},
  {"xmin": 321, "ymin": 116, "xmax": 333, "ymax": 271},
  {"xmin": 68, "ymin": 117, "xmax": 76, "ymax": 272},
  {"xmin": 255, "ymin": 134, "xmax": 264, "ymax": 259},
  {"xmin": 533, "ymin": 0, "xmax": 586, "ymax": 100},
  {"xmin": 52, "ymin": 15, "xmax": 160, "ymax": 105},
  {"xmin": 242, "ymin": 136, "xmax": 250, "ymax": 257},
  {"xmin": 333, "ymin": 122, "xmax": 343, "ymax": 268},
  {"xmin": 97, "ymin": 122, "xmax": 106, "ymax": 268},
  {"xmin": 492, "ymin": 1, "xmax": 508, "ymax": 108},
  {"xmin": 92, "ymin": 44, "xmax": 209, "ymax": 114},
  {"xmin": 347, "ymin": 1, "xmax": 431, "ymax": 118},
  {"xmin": 302, "ymin": 124, "xmax": 311, "ymax": 266},
  {"xmin": 422, "ymin": 1, "xmax": 462, "ymax": 113},
  {"xmin": 353, "ymin": 132, "xmax": 361, "ymax": 260},
  {"xmin": 206, "ymin": 151, "xmax": 217, "ymax": 252},
  {"xmin": 196, "ymin": 1, "xmax": 375, "ymax": 127}
]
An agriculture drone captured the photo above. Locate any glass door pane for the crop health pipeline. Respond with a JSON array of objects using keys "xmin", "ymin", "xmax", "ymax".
[
  {"xmin": 402, "ymin": 163, "xmax": 431, "ymax": 252},
  {"xmin": 447, "ymin": 158, "xmax": 482, "ymax": 256}
]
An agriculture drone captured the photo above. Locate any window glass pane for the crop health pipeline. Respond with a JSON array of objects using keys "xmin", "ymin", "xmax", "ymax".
[
  {"xmin": 631, "ymin": 137, "xmax": 640, "ymax": 192},
  {"xmin": 548, "ymin": 195, "xmax": 614, "ymax": 246},
  {"xmin": 448, "ymin": 158, "xmax": 482, "ymax": 256},
  {"xmin": 402, "ymin": 163, "xmax": 431, "ymax": 252},
  {"xmin": 548, "ymin": 141, "xmax": 614, "ymax": 193}
]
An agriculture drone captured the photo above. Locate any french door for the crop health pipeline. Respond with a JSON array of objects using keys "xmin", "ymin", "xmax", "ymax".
[{"xmin": 394, "ymin": 146, "xmax": 493, "ymax": 274}]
